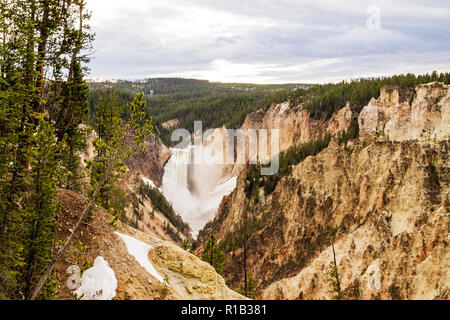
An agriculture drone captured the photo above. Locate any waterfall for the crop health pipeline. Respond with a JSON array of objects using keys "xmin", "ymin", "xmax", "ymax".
[
  {"xmin": 160, "ymin": 145, "xmax": 237, "ymax": 238},
  {"xmin": 163, "ymin": 148, "xmax": 190, "ymax": 188},
  {"xmin": 161, "ymin": 148, "xmax": 196, "ymax": 232}
]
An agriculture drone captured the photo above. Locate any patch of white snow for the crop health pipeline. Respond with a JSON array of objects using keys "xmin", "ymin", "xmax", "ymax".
[
  {"xmin": 114, "ymin": 232, "xmax": 165, "ymax": 284},
  {"xmin": 73, "ymin": 256, "xmax": 117, "ymax": 300},
  {"xmin": 142, "ymin": 177, "xmax": 163, "ymax": 192}
]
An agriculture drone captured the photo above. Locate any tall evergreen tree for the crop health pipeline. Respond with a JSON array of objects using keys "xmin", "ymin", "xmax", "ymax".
[
  {"xmin": 54, "ymin": 60, "xmax": 90, "ymax": 191},
  {"xmin": 0, "ymin": 0, "xmax": 93, "ymax": 299},
  {"xmin": 201, "ymin": 235, "xmax": 225, "ymax": 276},
  {"xmin": 0, "ymin": 0, "xmax": 38, "ymax": 298},
  {"xmin": 22, "ymin": 118, "xmax": 59, "ymax": 300},
  {"xmin": 91, "ymin": 90, "xmax": 124, "ymax": 211}
]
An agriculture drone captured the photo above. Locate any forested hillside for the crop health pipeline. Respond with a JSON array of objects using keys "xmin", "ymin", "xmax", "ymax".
[
  {"xmin": 88, "ymin": 80, "xmax": 306, "ymax": 146},
  {"xmin": 0, "ymin": 0, "xmax": 152, "ymax": 300},
  {"xmin": 89, "ymin": 72, "xmax": 450, "ymax": 146}
]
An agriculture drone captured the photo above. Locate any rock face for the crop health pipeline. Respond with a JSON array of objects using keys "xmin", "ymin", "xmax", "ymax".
[
  {"xmin": 197, "ymin": 83, "xmax": 450, "ymax": 300},
  {"xmin": 120, "ymin": 173, "xmax": 192, "ymax": 243},
  {"xmin": 151, "ymin": 243, "xmax": 245, "ymax": 300},
  {"xmin": 127, "ymin": 134, "xmax": 171, "ymax": 187},
  {"xmin": 359, "ymin": 83, "xmax": 449, "ymax": 141},
  {"xmin": 55, "ymin": 190, "xmax": 243, "ymax": 300},
  {"xmin": 260, "ymin": 140, "xmax": 449, "ymax": 300},
  {"xmin": 224, "ymin": 100, "xmax": 356, "ymax": 177},
  {"xmin": 327, "ymin": 103, "xmax": 355, "ymax": 135}
]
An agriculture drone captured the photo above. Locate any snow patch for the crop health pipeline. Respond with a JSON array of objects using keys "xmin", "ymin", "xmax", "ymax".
[
  {"xmin": 73, "ymin": 256, "xmax": 117, "ymax": 300},
  {"xmin": 115, "ymin": 232, "xmax": 165, "ymax": 284},
  {"xmin": 142, "ymin": 177, "xmax": 162, "ymax": 192}
]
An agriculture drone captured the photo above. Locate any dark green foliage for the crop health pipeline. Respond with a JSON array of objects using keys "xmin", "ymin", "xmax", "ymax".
[
  {"xmin": 50, "ymin": 61, "xmax": 91, "ymax": 192},
  {"xmin": 88, "ymin": 92, "xmax": 153, "ymax": 221},
  {"xmin": 89, "ymin": 91, "xmax": 126, "ymax": 213},
  {"xmin": 108, "ymin": 188, "xmax": 128, "ymax": 228},
  {"xmin": 151, "ymin": 93, "xmax": 263, "ymax": 146},
  {"xmin": 22, "ymin": 119, "xmax": 60, "ymax": 299},
  {"xmin": 254, "ymin": 89, "xmax": 292, "ymax": 111},
  {"xmin": 163, "ymin": 222, "xmax": 182, "ymax": 243},
  {"xmin": 238, "ymin": 271, "xmax": 257, "ymax": 299},
  {"xmin": 57, "ymin": 126, "xmax": 90, "ymax": 192},
  {"xmin": 327, "ymin": 262, "xmax": 342, "ymax": 300},
  {"xmin": 201, "ymin": 235, "xmax": 225, "ymax": 275},
  {"xmin": 220, "ymin": 215, "xmax": 261, "ymax": 254},
  {"xmin": 280, "ymin": 134, "xmax": 332, "ymax": 172},
  {"xmin": 89, "ymin": 78, "xmax": 305, "ymax": 98},
  {"xmin": 182, "ymin": 239, "xmax": 192, "ymax": 252},
  {"xmin": 289, "ymin": 72, "xmax": 450, "ymax": 119}
]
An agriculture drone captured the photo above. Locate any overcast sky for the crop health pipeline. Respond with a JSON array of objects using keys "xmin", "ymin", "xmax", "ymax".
[{"xmin": 87, "ymin": 0, "xmax": 450, "ymax": 83}]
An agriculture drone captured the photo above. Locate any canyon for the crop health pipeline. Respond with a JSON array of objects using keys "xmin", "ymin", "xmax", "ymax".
[
  {"xmin": 195, "ymin": 82, "xmax": 449, "ymax": 299},
  {"xmin": 65, "ymin": 82, "xmax": 449, "ymax": 300}
]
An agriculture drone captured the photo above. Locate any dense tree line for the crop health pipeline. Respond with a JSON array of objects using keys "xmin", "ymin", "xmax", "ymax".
[
  {"xmin": 89, "ymin": 78, "xmax": 305, "ymax": 96},
  {"xmin": 0, "ymin": 0, "xmax": 152, "ymax": 300},
  {"xmin": 289, "ymin": 71, "xmax": 450, "ymax": 119},
  {"xmin": 89, "ymin": 72, "xmax": 450, "ymax": 149},
  {"xmin": 89, "ymin": 89, "xmax": 267, "ymax": 146},
  {"xmin": 88, "ymin": 80, "xmax": 305, "ymax": 146}
]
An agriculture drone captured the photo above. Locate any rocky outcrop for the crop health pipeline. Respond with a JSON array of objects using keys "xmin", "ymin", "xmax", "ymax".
[
  {"xmin": 55, "ymin": 190, "xmax": 243, "ymax": 300},
  {"xmin": 151, "ymin": 242, "xmax": 245, "ymax": 300},
  {"xmin": 127, "ymin": 134, "xmax": 171, "ymax": 187},
  {"xmin": 162, "ymin": 118, "xmax": 180, "ymax": 129},
  {"xmin": 359, "ymin": 82, "xmax": 449, "ymax": 141},
  {"xmin": 327, "ymin": 103, "xmax": 355, "ymax": 135},
  {"xmin": 241, "ymin": 102, "xmax": 325, "ymax": 152}
]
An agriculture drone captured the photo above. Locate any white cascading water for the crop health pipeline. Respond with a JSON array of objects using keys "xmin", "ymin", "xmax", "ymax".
[
  {"xmin": 160, "ymin": 145, "xmax": 236, "ymax": 238},
  {"xmin": 164, "ymin": 148, "xmax": 190, "ymax": 188}
]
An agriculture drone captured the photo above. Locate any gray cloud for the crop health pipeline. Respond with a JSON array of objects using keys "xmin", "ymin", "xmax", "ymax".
[{"xmin": 87, "ymin": 0, "xmax": 450, "ymax": 83}]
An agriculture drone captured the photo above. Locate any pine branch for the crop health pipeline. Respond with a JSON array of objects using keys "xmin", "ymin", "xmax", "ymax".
[{"xmin": 29, "ymin": 136, "xmax": 125, "ymax": 300}]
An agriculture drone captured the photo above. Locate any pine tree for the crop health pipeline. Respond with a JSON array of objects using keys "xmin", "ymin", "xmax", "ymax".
[
  {"xmin": 54, "ymin": 61, "xmax": 90, "ymax": 191},
  {"xmin": 0, "ymin": 0, "xmax": 94, "ymax": 299},
  {"xmin": 90, "ymin": 90, "xmax": 125, "ymax": 211},
  {"xmin": 201, "ymin": 235, "xmax": 225, "ymax": 275},
  {"xmin": 238, "ymin": 271, "xmax": 257, "ymax": 299},
  {"xmin": 29, "ymin": 93, "xmax": 153, "ymax": 299},
  {"xmin": 0, "ymin": 0, "xmax": 38, "ymax": 298},
  {"xmin": 22, "ymin": 118, "xmax": 59, "ymax": 300}
]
